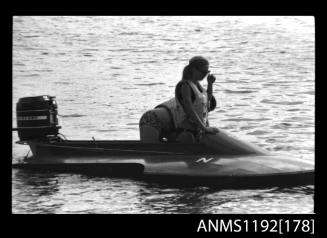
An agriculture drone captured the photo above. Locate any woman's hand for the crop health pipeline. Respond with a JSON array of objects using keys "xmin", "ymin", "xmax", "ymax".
[
  {"xmin": 207, "ymin": 74, "xmax": 216, "ymax": 84},
  {"xmin": 204, "ymin": 126, "xmax": 220, "ymax": 134}
]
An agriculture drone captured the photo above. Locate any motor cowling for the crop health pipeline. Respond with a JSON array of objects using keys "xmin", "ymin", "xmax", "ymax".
[{"xmin": 14, "ymin": 95, "xmax": 60, "ymax": 141}]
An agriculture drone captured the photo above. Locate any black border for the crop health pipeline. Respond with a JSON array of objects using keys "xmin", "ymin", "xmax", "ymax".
[{"xmin": 7, "ymin": 9, "xmax": 321, "ymax": 237}]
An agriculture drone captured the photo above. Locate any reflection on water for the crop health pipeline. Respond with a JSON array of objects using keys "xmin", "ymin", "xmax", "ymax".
[
  {"xmin": 12, "ymin": 170, "xmax": 314, "ymax": 214},
  {"xmin": 12, "ymin": 16, "xmax": 314, "ymax": 213},
  {"xmin": 12, "ymin": 170, "xmax": 61, "ymax": 213}
]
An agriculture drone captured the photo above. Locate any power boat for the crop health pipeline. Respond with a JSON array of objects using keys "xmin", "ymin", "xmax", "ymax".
[{"xmin": 12, "ymin": 95, "xmax": 314, "ymax": 188}]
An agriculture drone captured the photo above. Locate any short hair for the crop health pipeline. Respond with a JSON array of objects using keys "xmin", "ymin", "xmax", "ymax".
[{"xmin": 182, "ymin": 56, "xmax": 209, "ymax": 80}]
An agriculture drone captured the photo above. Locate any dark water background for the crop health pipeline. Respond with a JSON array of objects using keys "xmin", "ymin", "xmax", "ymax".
[{"xmin": 12, "ymin": 16, "xmax": 314, "ymax": 213}]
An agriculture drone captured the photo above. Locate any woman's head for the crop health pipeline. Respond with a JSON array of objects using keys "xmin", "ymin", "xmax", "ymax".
[{"xmin": 182, "ymin": 56, "xmax": 210, "ymax": 81}]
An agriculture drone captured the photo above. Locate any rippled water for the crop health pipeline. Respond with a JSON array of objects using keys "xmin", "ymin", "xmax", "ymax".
[{"xmin": 12, "ymin": 16, "xmax": 314, "ymax": 214}]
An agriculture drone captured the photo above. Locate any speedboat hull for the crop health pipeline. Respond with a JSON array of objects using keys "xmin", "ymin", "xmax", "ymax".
[{"xmin": 13, "ymin": 140, "xmax": 314, "ymax": 188}]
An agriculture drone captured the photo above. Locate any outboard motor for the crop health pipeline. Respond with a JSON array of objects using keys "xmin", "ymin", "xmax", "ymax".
[{"xmin": 13, "ymin": 95, "xmax": 61, "ymax": 141}]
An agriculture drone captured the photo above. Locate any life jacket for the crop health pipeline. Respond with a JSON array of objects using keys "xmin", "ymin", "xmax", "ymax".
[{"xmin": 157, "ymin": 80, "xmax": 208, "ymax": 131}]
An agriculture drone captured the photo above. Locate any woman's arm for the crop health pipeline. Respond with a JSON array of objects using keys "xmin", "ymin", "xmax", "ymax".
[
  {"xmin": 207, "ymin": 82, "xmax": 213, "ymax": 103},
  {"xmin": 206, "ymin": 74, "xmax": 216, "ymax": 102}
]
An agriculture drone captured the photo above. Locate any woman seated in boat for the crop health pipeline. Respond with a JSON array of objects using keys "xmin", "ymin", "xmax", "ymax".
[{"xmin": 139, "ymin": 56, "xmax": 219, "ymax": 143}]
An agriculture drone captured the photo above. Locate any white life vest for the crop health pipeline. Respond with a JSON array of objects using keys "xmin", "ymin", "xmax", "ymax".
[{"xmin": 157, "ymin": 80, "xmax": 208, "ymax": 130}]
